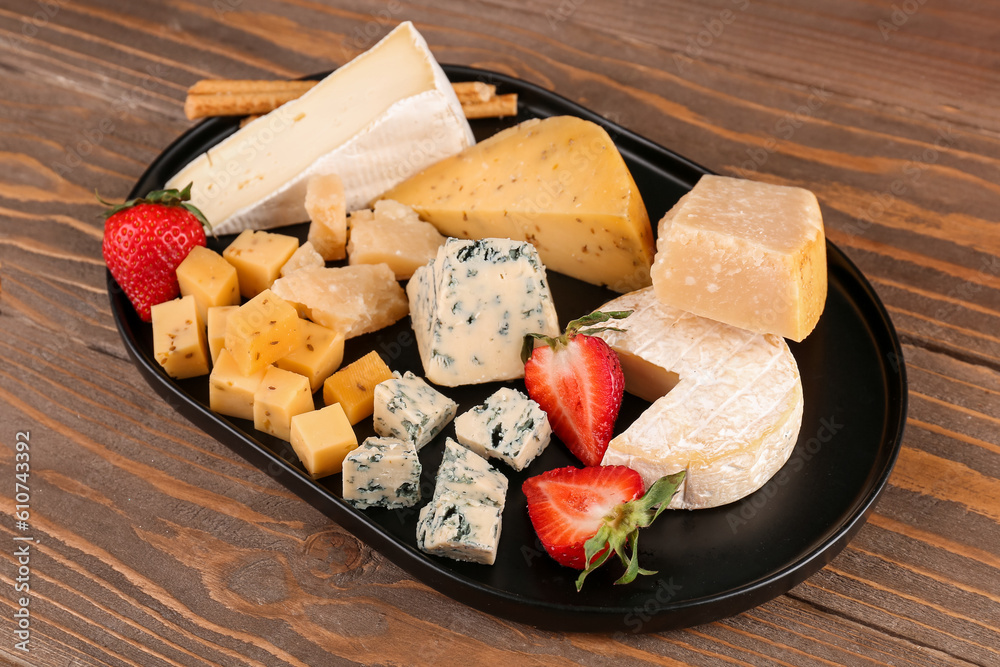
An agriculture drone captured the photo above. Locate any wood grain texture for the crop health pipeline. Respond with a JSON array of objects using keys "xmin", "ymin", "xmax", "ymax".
[{"xmin": 0, "ymin": 0, "xmax": 997, "ymax": 664}]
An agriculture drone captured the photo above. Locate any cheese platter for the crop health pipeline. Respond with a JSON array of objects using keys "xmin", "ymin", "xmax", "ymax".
[{"xmin": 108, "ymin": 62, "xmax": 906, "ymax": 633}]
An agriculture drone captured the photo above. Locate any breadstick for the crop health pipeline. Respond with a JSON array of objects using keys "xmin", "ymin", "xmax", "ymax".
[
  {"xmin": 460, "ymin": 94, "xmax": 518, "ymax": 119},
  {"xmin": 188, "ymin": 79, "xmax": 318, "ymax": 95},
  {"xmin": 451, "ymin": 81, "xmax": 495, "ymax": 104}
]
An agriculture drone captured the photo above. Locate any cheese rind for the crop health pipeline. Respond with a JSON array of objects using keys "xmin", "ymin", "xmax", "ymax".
[
  {"xmin": 165, "ymin": 22, "xmax": 474, "ymax": 235},
  {"xmin": 651, "ymin": 175, "xmax": 827, "ymax": 342},
  {"xmin": 453, "ymin": 388, "xmax": 551, "ymax": 471},
  {"xmin": 342, "ymin": 437, "xmax": 421, "ymax": 509},
  {"xmin": 594, "ymin": 287, "xmax": 803, "ymax": 509},
  {"xmin": 381, "ymin": 116, "xmax": 654, "ymax": 292},
  {"xmin": 373, "ymin": 371, "xmax": 457, "ymax": 450},
  {"xmin": 406, "ymin": 238, "xmax": 559, "ymax": 386}
]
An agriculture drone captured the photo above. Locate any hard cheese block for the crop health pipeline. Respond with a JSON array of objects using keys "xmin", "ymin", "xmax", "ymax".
[
  {"xmin": 407, "ymin": 238, "xmax": 559, "ymax": 386},
  {"xmin": 166, "ymin": 21, "xmax": 474, "ymax": 235},
  {"xmin": 594, "ymin": 287, "xmax": 804, "ymax": 510},
  {"xmin": 651, "ymin": 175, "xmax": 827, "ymax": 342},
  {"xmin": 347, "ymin": 200, "xmax": 446, "ymax": 280},
  {"xmin": 453, "ymin": 388, "xmax": 551, "ymax": 471},
  {"xmin": 270, "ymin": 264, "xmax": 408, "ymax": 339},
  {"xmin": 381, "ymin": 116, "xmax": 655, "ymax": 292}
]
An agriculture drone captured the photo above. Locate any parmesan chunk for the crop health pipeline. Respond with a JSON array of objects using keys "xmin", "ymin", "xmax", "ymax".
[
  {"xmin": 270, "ymin": 264, "xmax": 408, "ymax": 339},
  {"xmin": 305, "ymin": 174, "xmax": 347, "ymax": 261},
  {"xmin": 347, "ymin": 200, "xmax": 446, "ymax": 279},
  {"xmin": 651, "ymin": 175, "xmax": 826, "ymax": 342}
]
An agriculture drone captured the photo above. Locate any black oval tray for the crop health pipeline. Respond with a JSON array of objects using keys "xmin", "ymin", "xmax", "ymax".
[{"xmin": 108, "ymin": 65, "xmax": 907, "ymax": 633}]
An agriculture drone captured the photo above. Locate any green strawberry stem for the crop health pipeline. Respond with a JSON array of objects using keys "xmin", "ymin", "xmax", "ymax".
[
  {"xmin": 576, "ymin": 470, "xmax": 686, "ymax": 591},
  {"xmin": 96, "ymin": 182, "xmax": 213, "ymax": 234},
  {"xmin": 521, "ymin": 310, "xmax": 633, "ymax": 363}
]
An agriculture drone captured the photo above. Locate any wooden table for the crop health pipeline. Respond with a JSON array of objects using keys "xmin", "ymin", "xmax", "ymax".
[{"xmin": 2, "ymin": 1, "xmax": 998, "ymax": 664}]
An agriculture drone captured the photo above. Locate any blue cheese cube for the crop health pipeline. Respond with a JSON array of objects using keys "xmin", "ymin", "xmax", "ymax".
[
  {"xmin": 373, "ymin": 371, "xmax": 458, "ymax": 450},
  {"xmin": 432, "ymin": 438, "xmax": 508, "ymax": 507},
  {"xmin": 342, "ymin": 437, "xmax": 421, "ymax": 509},
  {"xmin": 406, "ymin": 238, "xmax": 560, "ymax": 386},
  {"xmin": 454, "ymin": 388, "xmax": 551, "ymax": 471},
  {"xmin": 416, "ymin": 501, "xmax": 503, "ymax": 565}
]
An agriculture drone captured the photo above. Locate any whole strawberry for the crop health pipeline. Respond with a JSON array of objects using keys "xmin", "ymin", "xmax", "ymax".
[
  {"xmin": 523, "ymin": 465, "xmax": 685, "ymax": 590},
  {"xmin": 522, "ymin": 311, "xmax": 631, "ymax": 466},
  {"xmin": 100, "ymin": 183, "xmax": 209, "ymax": 322}
]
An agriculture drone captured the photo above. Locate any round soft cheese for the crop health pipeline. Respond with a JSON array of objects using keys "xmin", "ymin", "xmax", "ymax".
[{"xmin": 595, "ymin": 287, "xmax": 803, "ymax": 510}]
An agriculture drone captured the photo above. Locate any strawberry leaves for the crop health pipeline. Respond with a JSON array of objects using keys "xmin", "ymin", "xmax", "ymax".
[
  {"xmin": 576, "ymin": 470, "xmax": 686, "ymax": 591},
  {"xmin": 521, "ymin": 310, "xmax": 632, "ymax": 363}
]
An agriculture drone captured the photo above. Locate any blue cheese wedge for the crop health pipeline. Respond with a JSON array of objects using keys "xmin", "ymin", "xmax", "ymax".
[
  {"xmin": 416, "ymin": 438, "xmax": 508, "ymax": 565},
  {"xmin": 453, "ymin": 388, "xmax": 551, "ymax": 471},
  {"xmin": 416, "ymin": 501, "xmax": 503, "ymax": 565},
  {"xmin": 373, "ymin": 371, "xmax": 458, "ymax": 450},
  {"xmin": 342, "ymin": 437, "xmax": 421, "ymax": 510},
  {"xmin": 407, "ymin": 238, "xmax": 560, "ymax": 386}
]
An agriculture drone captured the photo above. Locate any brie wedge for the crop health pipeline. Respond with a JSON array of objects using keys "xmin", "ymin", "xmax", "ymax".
[
  {"xmin": 595, "ymin": 288, "xmax": 804, "ymax": 510},
  {"xmin": 166, "ymin": 21, "xmax": 474, "ymax": 235}
]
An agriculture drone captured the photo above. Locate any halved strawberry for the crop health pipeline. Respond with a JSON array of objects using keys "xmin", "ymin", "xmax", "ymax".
[
  {"xmin": 523, "ymin": 466, "xmax": 685, "ymax": 590},
  {"xmin": 522, "ymin": 311, "xmax": 631, "ymax": 466}
]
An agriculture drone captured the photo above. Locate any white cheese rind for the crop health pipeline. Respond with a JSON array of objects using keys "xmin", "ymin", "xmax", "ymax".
[
  {"xmin": 406, "ymin": 238, "xmax": 560, "ymax": 386},
  {"xmin": 454, "ymin": 388, "xmax": 551, "ymax": 471},
  {"xmin": 594, "ymin": 287, "xmax": 804, "ymax": 509},
  {"xmin": 342, "ymin": 437, "xmax": 421, "ymax": 510},
  {"xmin": 166, "ymin": 22, "xmax": 474, "ymax": 235},
  {"xmin": 373, "ymin": 371, "xmax": 458, "ymax": 450}
]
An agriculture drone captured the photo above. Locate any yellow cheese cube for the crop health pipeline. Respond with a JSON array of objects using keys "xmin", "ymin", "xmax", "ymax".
[
  {"xmin": 275, "ymin": 319, "xmax": 345, "ymax": 392},
  {"xmin": 254, "ymin": 366, "xmax": 314, "ymax": 440},
  {"xmin": 290, "ymin": 403, "xmax": 358, "ymax": 477},
  {"xmin": 305, "ymin": 174, "xmax": 347, "ymax": 261},
  {"xmin": 347, "ymin": 200, "xmax": 445, "ymax": 280},
  {"xmin": 206, "ymin": 305, "xmax": 239, "ymax": 363},
  {"xmin": 209, "ymin": 349, "xmax": 267, "ymax": 420},
  {"xmin": 224, "ymin": 289, "xmax": 300, "ymax": 376},
  {"xmin": 176, "ymin": 246, "xmax": 240, "ymax": 321},
  {"xmin": 323, "ymin": 351, "xmax": 392, "ymax": 424},
  {"xmin": 223, "ymin": 229, "xmax": 299, "ymax": 298},
  {"xmin": 151, "ymin": 295, "xmax": 210, "ymax": 379},
  {"xmin": 650, "ymin": 175, "xmax": 827, "ymax": 342}
]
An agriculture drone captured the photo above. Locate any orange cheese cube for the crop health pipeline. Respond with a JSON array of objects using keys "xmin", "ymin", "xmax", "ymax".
[{"xmin": 322, "ymin": 351, "xmax": 392, "ymax": 424}]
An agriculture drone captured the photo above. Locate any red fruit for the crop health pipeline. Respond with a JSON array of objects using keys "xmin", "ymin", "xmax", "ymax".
[
  {"xmin": 523, "ymin": 466, "xmax": 685, "ymax": 590},
  {"xmin": 522, "ymin": 311, "xmax": 630, "ymax": 466},
  {"xmin": 100, "ymin": 184, "xmax": 209, "ymax": 322}
]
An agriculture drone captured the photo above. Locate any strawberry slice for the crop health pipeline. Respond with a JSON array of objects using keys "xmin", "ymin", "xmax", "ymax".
[
  {"xmin": 522, "ymin": 311, "xmax": 631, "ymax": 466},
  {"xmin": 523, "ymin": 466, "xmax": 685, "ymax": 590}
]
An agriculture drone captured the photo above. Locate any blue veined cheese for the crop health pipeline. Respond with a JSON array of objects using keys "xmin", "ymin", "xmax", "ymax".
[
  {"xmin": 453, "ymin": 388, "xmax": 551, "ymax": 471},
  {"xmin": 432, "ymin": 438, "xmax": 508, "ymax": 507},
  {"xmin": 373, "ymin": 371, "xmax": 457, "ymax": 450},
  {"xmin": 342, "ymin": 437, "xmax": 421, "ymax": 509},
  {"xmin": 416, "ymin": 501, "xmax": 503, "ymax": 565},
  {"xmin": 406, "ymin": 238, "xmax": 560, "ymax": 386}
]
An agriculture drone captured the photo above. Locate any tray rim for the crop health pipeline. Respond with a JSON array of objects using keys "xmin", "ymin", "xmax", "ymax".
[{"xmin": 109, "ymin": 64, "xmax": 908, "ymax": 632}]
